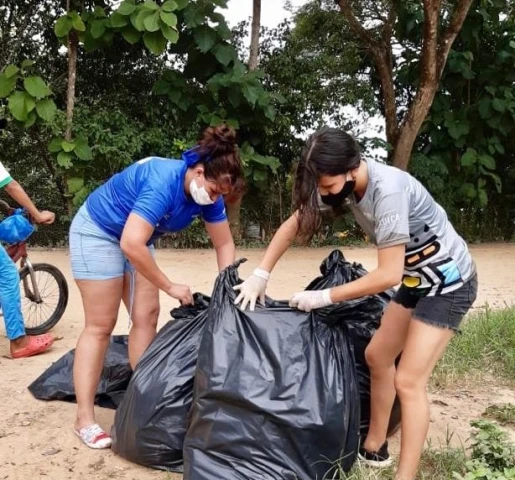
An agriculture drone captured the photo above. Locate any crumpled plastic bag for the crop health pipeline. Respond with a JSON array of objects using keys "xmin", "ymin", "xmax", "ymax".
[
  {"xmin": 0, "ymin": 209, "xmax": 34, "ymax": 244},
  {"xmin": 182, "ymin": 258, "xmax": 361, "ymax": 480}
]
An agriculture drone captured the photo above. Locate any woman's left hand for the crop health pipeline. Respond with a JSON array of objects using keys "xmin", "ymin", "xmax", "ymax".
[{"xmin": 289, "ymin": 289, "xmax": 333, "ymax": 312}]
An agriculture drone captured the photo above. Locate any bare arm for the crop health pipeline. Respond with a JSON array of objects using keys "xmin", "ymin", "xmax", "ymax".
[
  {"xmin": 258, "ymin": 211, "xmax": 300, "ymax": 273},
  {"xmin": 4, "ymin": 180, "xmax": 54, "ymax": 224},
  {"xmin": 120, "ymin": 213, "xmax": 192, "ymax": 303},
  {"xmin": 330, "ymin": 244, "xmax": 405, "ymax": 302},
  {"xmin": 204, "ymin": 220, "xmax": 235, "ymax": 271}
]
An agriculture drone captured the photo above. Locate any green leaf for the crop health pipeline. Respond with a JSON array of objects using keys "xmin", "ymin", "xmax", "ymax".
[
  {"xmin": 131, "ymin": 9, "xmax": 151, "ymax": 32},
  {"xmin": 0, "ymin": 74, "xmax": 16, "ymax": 98},
  {"xmin": 4, "ymin": 65, "xmax": 19, "ymax": 78},
  {"xmin": 35, "ymin": 98, "xmax": 57, "ymax": 122},
  {"xmin": 121, "ymin": 26, "xmax": 142, "ymax": 44},
  {"xmin": 209, "ymin": 114, "xmax": 223, "ymax": 126},
  {"xmin": 61, "ymin": 140, "xmax": 76, "ymax": 152},
  {"xmin": 67, "ymin": 177, "xmax": 84, "ymax": 194},
  {"xmin": 160, "ymin": 24, "xmax": 179, "ymax": 43},
  {"xmin": 510, "ymin": 40, "xmax": 515, "ymax": 49},
  {"xmin": 72, "ymin": 15, "xmax": 86, "ymax": 32},
  {"xmin": 143, "ymin": 31, "xmax": 167, "ymax": 54},
  {"xmin": 110, "ymin": 12, "xmax": 129, "ymax": 28},
  {"xmin": 91, "ymin": 20, "xmax": 107, "ymax": 39},
  {"xmin": 460, "ymin": 182, "xmax": 476, "ymax": 200},
  {"xmin": 24, "ymin": 111, "xmax": 37, "ymax": 128},
  {"xmin": 175, "ymin": 0, "xmax": 189, "ymax": 8},
  {"xmin": 55, "ymin": 15, "xmax": 73, "ymax": 37},
  {"xmin": 48, "ymin": 138, "xmax": 63, "ymax": 153},
  {"xmin": 241, "ymin": 83, "xmax": 261, "ymax": 105},
  {"xmin": 492, "ymin": 98, "xmax": 506, "ymax": 112},
  {"xmin": 144, "ymin": 10, "xmax": 160, "ymax": 32},
  {"xmin": 93, "ymin": 6, "xmax": 107, "ymax": 18},
  {"xmin": 21, "ymin": 59, "xmax": 35, "ymax": 69},
  {"xmin": 477, "ymin": 98, "xmax": 491, "ymax": 119},
  {"xmin": 194, "ymin": 26, "xmax": 217, "ymax": 53},
  {"xmin": 74, "ymin": 139, "xmax": 93, "ymax": 160},
  {"xmin": 212, "ymin": 44, "xmax": 236, "ymax": 66},
  {"xmin": 228, "ymin": 88, "xmax": 240, "ymax": 107},
  {"xmin": 162, "ymin": 0, "xmax": 178, "ymax": 12},
  {"xmin": 478, "ymin": 188, "xmax": 488, "ymax": 206},
  {"xmin": 8, "ymin": 91, "xmax": 35, "ymax": 121},
  {"xmin": 478, "ymin": 154, "xmax": 496, "ymax": 170},
  {"xmin": 24, "ymin": 76, "xmax": 52, "ymax": 98},
  {"xmin": 142, "ymin": 0, "xmax": 159, "ymax": 10},
  {"xmin": 460, "ymin": 148, "xmax": 477, "ymax": 167},
  {"xmin": 226, "ymin": 118, "xmax": 239, "ymax": 129},
  {"xmin": 483, "ymin": 171, "xmax": 502, "ymax": 193},
  {"xmin": 118, "ymin": 1, "xmax": 136, "ymax": 15},
  {"xmin": 160, "ymin": 11, "xmax": 178, "ymax": 27},
  {"xmin": 57, "ymin": 151, "xmax": 73, "ymax": 168}
]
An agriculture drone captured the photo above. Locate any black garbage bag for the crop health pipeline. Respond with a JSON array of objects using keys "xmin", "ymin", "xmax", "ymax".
[
  {"xmin": 304, "ymin": 250, "xmax": 402, "ymax": 438},
  {"xmin": 183, "ymin": 259, "xmax": 361, "ymax": 480},
  {"xmin": 110, "ymin": 293, "xmax": 210, "ymax": 472},
  {"xmin": 28, "ymin": 335, "xmax": 131, "ymax": 409}
]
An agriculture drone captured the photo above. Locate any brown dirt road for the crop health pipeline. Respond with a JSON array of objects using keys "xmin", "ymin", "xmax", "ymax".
[{"xmin": 1, "ymin": 244, "xmax": 514, "ymax": 479}]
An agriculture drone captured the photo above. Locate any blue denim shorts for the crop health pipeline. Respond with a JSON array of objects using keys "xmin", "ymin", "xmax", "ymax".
[{"xmin": 69, "ymin": 204, "xmax": 153, "ymax": 281}]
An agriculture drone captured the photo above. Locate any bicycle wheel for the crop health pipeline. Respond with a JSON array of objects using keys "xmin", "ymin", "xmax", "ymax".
[{"xmin": 20, "ymin": 263, "xmax": 69, "ymax": 335}]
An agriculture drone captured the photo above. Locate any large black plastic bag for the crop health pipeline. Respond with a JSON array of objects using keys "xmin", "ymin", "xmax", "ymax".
[
  {"xmin": 111, "ymin": 294, "xmax": 210, "ymax": 472},
  {"xmin": 304, "ymin": 250, "xmax": 401, "ymax": 438},
  {"xmin": 183, "ymin": 259, "xmax": 361, "ymax": 480},
  {"xmin": 28, "ymin": 335, "xmax": 131, "ymax": 409}
]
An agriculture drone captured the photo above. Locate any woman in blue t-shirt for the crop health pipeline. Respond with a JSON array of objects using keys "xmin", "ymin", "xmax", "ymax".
[{"xmin": 69, "ymin": 125, "xmax": 244, "ymax": 449}]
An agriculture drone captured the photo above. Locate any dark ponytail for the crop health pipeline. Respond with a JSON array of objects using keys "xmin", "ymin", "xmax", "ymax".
[
  {"xmin": 194, "ymin": 124, "xmax": 245, "ymax": 202},
  {"xmin": 294, "ymin": 126, "xmax": 361, "ymax": 239}
]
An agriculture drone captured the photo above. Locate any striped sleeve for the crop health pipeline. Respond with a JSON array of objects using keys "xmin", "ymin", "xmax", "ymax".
[{"xmin": 0, "ymin": 162, "xmax": 13, "ymax": 188}]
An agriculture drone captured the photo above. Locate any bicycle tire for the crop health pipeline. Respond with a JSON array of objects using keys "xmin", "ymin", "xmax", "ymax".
[{"xmin": 20, "ymin": 263, "xmax": 69, "ymax": 335}]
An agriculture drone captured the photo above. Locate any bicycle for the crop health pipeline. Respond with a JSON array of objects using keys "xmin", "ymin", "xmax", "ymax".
[{"xmin": 0, "ymin": 199, "xmax": 69, "ymax": 335}]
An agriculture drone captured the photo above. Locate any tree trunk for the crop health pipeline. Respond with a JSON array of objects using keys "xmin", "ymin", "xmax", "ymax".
[
  {"xmin": 226, "ymin": 0, "xmax": 262, "ymax": 242},
  {"xmin": 337, "ymin": 0, "xmax": 474, "ymax": 171},
  {"xmin": 64, "ymin": 28, "xmax": 78, "ymax": 216},
  {"xmin": 249, "ymin": 0, "xmax": 261, "ymax": 70}
]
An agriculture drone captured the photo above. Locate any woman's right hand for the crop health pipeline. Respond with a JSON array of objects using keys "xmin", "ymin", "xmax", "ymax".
[
  {"xmin": 167, "ymin": 283, "xmax": 194, "ymax": 305},
  {"xmin": 233, "ymin": 268, "xmax": 270, "ymax": 311}
]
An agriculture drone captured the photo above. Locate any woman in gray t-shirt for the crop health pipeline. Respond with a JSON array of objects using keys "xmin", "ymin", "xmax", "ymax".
[{"xmin": 234, "ymin": 127, "xmax": 477, "ymax": 480}]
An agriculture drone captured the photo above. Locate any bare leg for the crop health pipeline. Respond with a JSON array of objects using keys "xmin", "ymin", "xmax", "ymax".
[
  {"xmin": 73, "ymin": 278, "xmax": 123, "ymax": 431},
  {"xmin": 363, "ymin": 301, "xmax": 413, "ymax": 452},
  {"xmin": 394, "ymin": 320, "xmax": 454, "ymax": 480},
  {"xmin": 122, "ymin": 271, "xmax": 160, "ymax": 369}
]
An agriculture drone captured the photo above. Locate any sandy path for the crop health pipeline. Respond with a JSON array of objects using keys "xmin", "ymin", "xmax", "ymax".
[{"xmin": 1, "ymin": 244, "xmax": 514, "ymax": 479}]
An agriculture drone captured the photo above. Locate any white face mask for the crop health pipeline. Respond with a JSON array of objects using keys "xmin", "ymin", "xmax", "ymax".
[{"xmin": 189, "ymin": 178, "xmax": 214, "ymax": 206}]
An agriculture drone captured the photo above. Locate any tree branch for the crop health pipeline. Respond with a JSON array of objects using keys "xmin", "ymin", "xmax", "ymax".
[
  {"xmin": 437, "ymin": 0, "xmax": 474, "ymax": 75},
  {"xmin": 337, "ymin": 0, "xmax": 399, "ymax": 148}
]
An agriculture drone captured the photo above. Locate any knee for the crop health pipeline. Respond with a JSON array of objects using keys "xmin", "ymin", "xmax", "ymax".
[
  {"xmin": 132, "ymin": 304, "xmax": 160, "ymax": 329},
  {"xmin": 394, "ymin": 369, "xmax": 424, "ymax": 400},
  {"xmin": 84, "ymin": 319, "xmax": 115, "ymax": 339},
  {"xmin": 365, "ymin": 343, "xmax": 394, "ymax": 372}
]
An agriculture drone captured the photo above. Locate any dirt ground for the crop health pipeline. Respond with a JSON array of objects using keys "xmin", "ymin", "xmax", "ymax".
[{"xmin": 1, "ymin": 244, "xmax": 514, "ymax": 480}]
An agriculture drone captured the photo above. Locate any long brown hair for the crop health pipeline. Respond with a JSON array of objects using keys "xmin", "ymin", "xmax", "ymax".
[
  {"xmin": 194, "ymin": 124, "xmax": 245, "ymax": 202},
  {"xmin": 294, "ymin": 127, "xmax": 361, "ymax": 239}
]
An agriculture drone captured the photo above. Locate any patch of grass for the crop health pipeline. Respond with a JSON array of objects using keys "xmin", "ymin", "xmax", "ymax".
[
  {"xmin": 432, "ymin": 306, "xmax": 515, "ymax": 388},
  {"xmin": 483, "ymin": 404, "xmax": 515, "ymax": 426}
]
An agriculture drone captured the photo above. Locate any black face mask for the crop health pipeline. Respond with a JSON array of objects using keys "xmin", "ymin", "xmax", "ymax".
[{"xmin": 320, "ymin": 179, "xmax": 356, "ymax": 207}]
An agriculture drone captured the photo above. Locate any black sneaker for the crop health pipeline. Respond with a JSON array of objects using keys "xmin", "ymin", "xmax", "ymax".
[{"xmin": 358, "ymin": 441, "xmax": 392, "ymax": 467}]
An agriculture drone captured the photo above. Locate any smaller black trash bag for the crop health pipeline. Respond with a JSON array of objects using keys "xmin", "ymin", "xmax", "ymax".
[
  {"xmin": 304, "ymin": 250, "xmax": 401, "ymax": 438},
  {"xmin": 28, "ymin": 335, "xmax": 131, "ymax": 410},
  {"xmin": 183, "ymin": 260, "xmax": 361, "ymax": 480},
  {"xmin": 111, "ymin": 293, "xmax": 210, "ymax": 472}
]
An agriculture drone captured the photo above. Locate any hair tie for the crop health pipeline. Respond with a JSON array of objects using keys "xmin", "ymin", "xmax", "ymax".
[{"xmin": 182, "ymin": 147, "xmax": 211, "ymax": 167}]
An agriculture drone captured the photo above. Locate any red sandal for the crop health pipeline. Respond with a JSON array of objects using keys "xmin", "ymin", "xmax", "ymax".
[{"xmin": 11, "ymin": 333, "xmax": 54, "ymax": 359}]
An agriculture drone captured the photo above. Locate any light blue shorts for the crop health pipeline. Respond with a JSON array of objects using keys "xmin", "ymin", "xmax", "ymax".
[{"xmin": 69, "ymin": 204, "xmax": 153, "ymax": 281}]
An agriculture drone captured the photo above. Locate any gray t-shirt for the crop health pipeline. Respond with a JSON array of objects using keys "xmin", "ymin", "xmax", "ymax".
[{"xmin": 346, "ymin": 159, "xmax": 474, "ymax": 296}]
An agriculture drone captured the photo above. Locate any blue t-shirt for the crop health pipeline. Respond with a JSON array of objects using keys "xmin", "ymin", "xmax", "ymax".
[{"xmin": 86, "ymin": 157, "xmax": 227, "ymax": 242}]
